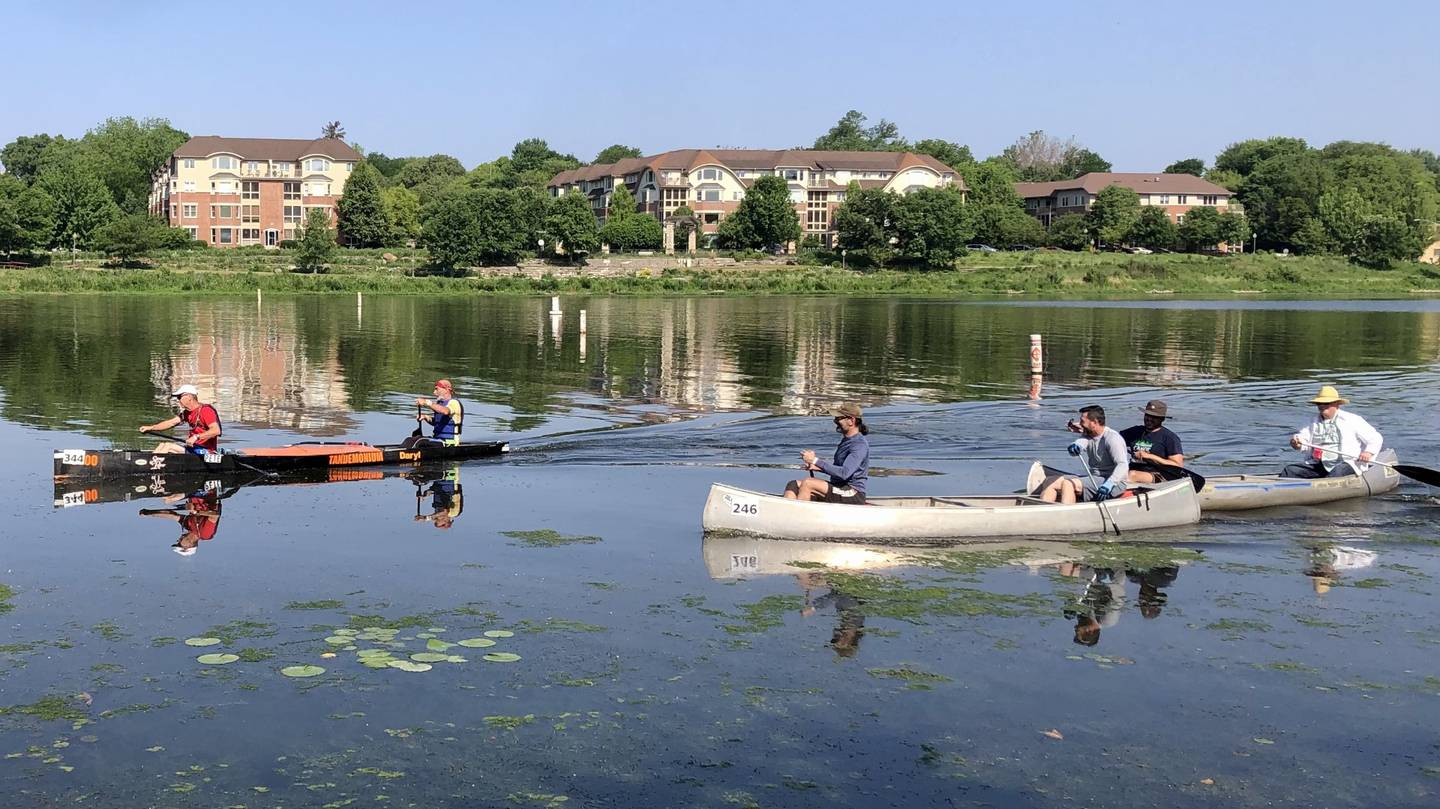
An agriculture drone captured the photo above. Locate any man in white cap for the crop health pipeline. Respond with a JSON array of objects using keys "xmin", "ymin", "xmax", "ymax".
[
  {"xmin": 139, "ymin": 384, "xmax": 223, "ymax": 455},
  {"xmin": 1282, "ymin": 385, "xmax": 1382, "ymax": 478}
]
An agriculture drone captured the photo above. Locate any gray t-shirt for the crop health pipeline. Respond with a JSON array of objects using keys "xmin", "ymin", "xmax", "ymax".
[{"xmin": 1075, "ymin": 427, "xmax": 1130, "ymax": 489}]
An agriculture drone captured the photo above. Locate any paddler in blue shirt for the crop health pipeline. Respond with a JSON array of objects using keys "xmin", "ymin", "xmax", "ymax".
[{"xmin": 783, "ymin": 403, "xmax": 871, "ymax": 505}]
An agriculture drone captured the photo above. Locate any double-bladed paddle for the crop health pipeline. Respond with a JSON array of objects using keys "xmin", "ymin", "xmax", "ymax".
[{"xmin": 1296, "ymin": 442, "xmax": 1440, "ymax": 488}]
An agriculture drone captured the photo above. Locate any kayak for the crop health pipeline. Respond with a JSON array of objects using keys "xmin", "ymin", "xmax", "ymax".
[
  {"xmin": 700, "ymin": 462, "xmax": 1201, "ymax": 542},
  {"xmin": 1196, "ymin": 449, "xmax": 1401, "ymax": 511},
  {"xmin": 53, "ymin": 441, "xmax": 508, "ymax": 481}
]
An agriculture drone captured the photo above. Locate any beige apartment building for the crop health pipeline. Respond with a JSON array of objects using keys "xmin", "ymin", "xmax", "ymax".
[
  {"xmin": 548, "ymin": 149, "xmax": 965, "ymax": 247},
  {"xmin": 150, "ymin": 136, "xmax": 362, "ymax": 247},
  {"xmin": 1015, "ymin": 172, "xmax": 1235, "ymax": 228}
]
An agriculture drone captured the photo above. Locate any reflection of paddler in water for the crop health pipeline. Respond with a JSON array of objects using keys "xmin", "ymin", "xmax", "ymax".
[
  {"xmin": 1127, "ymin": 566, "xmax": 1179, "ymax": 619},
  {"xmin": 1303, "ymin": 544, "xmax": 1376, "ymax": 594},
  {"xmin": 414, "ymin": 466, "xmax": 463, "ymax": 530},
  {"xmin": 1057, "ymin": 562, "xmax": 1125, "ymax": 646},
  {"xmin": 139, "ymin": 488, "xmax": 222, "ymax": 556},
  {"xmin": 795, "ymin": 570, "xmax": 866, "ymax": 658}
]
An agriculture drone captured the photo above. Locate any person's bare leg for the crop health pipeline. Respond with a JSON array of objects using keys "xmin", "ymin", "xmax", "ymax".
[
  {"xmin": 154, "ymin": 442, "xmax": 185, "ymax": 454},
  {"xmin": 1039, "ymin": 478, "xmax": 1064, "ymax": 502},
  {"xmin": 1059, "ymin": 478, "xmax": 1080, "ymax": 504},
  {"xmin": 783, "ymin": 479, "xmax": 803, "ymax": 499},
  {"xmin": 797, "ymin": 479, "xmax": 829, "ymax": 502}
]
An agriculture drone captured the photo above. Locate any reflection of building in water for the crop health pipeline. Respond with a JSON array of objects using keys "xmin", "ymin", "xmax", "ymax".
[{"xmin": 149, "ymin": 303, "xmax": 357, "ymax": 436}]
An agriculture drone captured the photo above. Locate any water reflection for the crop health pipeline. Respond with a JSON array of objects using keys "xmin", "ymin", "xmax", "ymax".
[{"xmin": 3, "ymin": 296, "xmax": 1438, "ymax": 444}]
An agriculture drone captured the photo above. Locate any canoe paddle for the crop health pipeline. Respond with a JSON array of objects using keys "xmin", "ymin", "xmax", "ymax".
[
  {"xmin": 1131, "ymin": 458, "xmax": 1207, "ymax": 493},
  {"xmin": 1078, "ymin": 454, "xmax": 1122, "ymax": 537},
  {"xmin": 1296, "ymin": 442, "xmax": 1440, "ymax": 488}
]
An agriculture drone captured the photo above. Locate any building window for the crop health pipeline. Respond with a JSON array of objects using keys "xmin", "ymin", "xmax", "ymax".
[
  {"xmin": 242, "ymin": 205, "xmax": 260, "ymax": 224},
  {"xmin": 244, "ymin": 161, "xmax": 262, "ymax": 175},
  {"xmin": 782, "ymin": 169, "xmax": 800, "ymax": 181},
  {"xmin": 306, "ymin": 158, "xmax": 329, "ymax": 172},
  {"xmin": 242, "ymin": 181, "xmax": 259, "ymax": 200},
  {"xmin": 185, "ymin": 226, "xmax": 198, "ymax": 238},
  {"xmin": 702, "ymin": 213, "xmax": 720, "ymax": 224},
  {"xmin": 284, "ymin": 182, "xmax": 301, "ymax": 200},
  {"xmin": 345, "ymin": 162, "xmax": 353, "ymax": 172},
  {"xmin": 700, "ymin": 168, "xmax": 719, "ymax": 181},
  {"xmin": 698, "ymin": 186, "xmax": 722, "ymax": 202},
  {"xmin": 182, "ymin": 203, "xmax": 198, "ymax": 219},
  {"xmin": 283, "ymin": 228, "xmax": 296, "ymax": 241},
  {"xmin": 1177, "ymin": 194, "xmax": 1187, "ymax": 205},
  {"xmin": 1176, "ymin": 214, "xmax": 1186, "ymax": 224},
  {"xmin": 307, "ymin": 182, "xmax": 330, "ymax": 197},
  {"xmin": 212, "ymin": 227, "xmax": 235, "ymax": 244},
  {"xmin": 212, "ymin": 156, "xmax": 236, "ymax": 170},
  {"xmin": 182, "ymin": 158, "xmax": 195, "ymax": 169},
  {"xmin": 283, "ymin": 206, "xmax": 303, "ymax": 225},
  {"xmin": 806, "ymin": 191, "xmax": 829, "ymax": 231},
  {"xmin": 213, "ymin": 180, "xmax": 235, "ymax": 194},
  {"xmin": 1202, "ymin": 194, "xmax": 1219, "ymax": 205},
  {"xmin": 1158, "ymin": 194, "xmax": 1170, "ymax": 204},
  {"xmin": 241, "ymin": 228, "xmax": 262, "ymax": 242},
  {"xmin": 210, "ymin": 204, "xmax": 237, "ymax": 219}
]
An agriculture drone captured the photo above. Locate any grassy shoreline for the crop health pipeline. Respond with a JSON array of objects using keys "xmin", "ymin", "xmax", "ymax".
[{"xmin": 2, "ymin": 251, "xmax": 1437, "ymax": 297}]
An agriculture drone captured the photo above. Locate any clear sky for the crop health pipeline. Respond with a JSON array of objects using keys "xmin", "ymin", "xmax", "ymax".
[{"xmin": 3, "ymin": 0, "xmax": 1436, "ymax": 170}]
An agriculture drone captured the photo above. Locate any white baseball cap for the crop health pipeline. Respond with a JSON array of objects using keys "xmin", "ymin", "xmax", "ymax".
[
  {"xmin": 172, "ymin": 384, "xmax": 200, "ymax": 398},
  {"xmin": 172, "ymin": 544, "xmax": 196, "ymax": 556}
]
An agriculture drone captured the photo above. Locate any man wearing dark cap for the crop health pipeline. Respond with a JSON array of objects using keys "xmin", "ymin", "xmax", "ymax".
[{"xmin": 1120, "ymin": 400, "xmax": 1185, "ymax": 484}]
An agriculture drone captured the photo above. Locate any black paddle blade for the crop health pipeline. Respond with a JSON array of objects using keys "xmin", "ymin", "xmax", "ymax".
[
  {"xmin": 1394, "ymin": 464, "xmax": 1440, "ymax": 488},
  {"xmin": 411, "ymin": 405, "xmax": 424, "ymax": 438}
]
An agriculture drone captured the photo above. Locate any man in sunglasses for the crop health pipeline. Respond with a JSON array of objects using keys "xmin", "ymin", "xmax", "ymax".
[{"xmin": 783, "ymin": 404, "xmax": 870, "ymax": 505}]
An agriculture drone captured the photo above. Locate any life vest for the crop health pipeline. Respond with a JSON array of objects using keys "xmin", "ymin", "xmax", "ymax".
[
  {"xmin": 184, "ymin": 404, "xmax": 222, "ymax": 452},
  {"xmin": 431, "ymin": 397, "xmax": 463, "ymax": 443}
]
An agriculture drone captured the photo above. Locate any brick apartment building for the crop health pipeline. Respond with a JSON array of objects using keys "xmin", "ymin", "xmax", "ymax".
[
  {"xmin": 548, "ymin": 149, "xmax": 965, "ymax": 247},
  {"xmin": 1015, "ymin": 172, "xmax": 1235, "ymax": 228},
  {"xmin": 150, "ymin": 136, "xmax": 361, "ymax": 247}
]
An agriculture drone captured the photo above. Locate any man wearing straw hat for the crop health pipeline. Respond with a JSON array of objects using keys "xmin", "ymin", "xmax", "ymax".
[{"xmin": 1281, "ymin": 385, "xmax": 1383, "ymax": 478}]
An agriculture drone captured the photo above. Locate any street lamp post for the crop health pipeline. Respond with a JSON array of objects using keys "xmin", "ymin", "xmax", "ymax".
[{"xmin": 841, "ymin": 249, "xmax": 846, "ymax": 270}]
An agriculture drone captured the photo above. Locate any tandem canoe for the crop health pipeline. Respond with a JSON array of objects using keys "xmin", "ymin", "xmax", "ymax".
[
  {"xmin": 699, "ymin": 463, "xmax": 1201, "ymax": 542},
  {"xmin": 1196, "ymin": 449, "xmax": 1401, "ymax": 511},
  {"xmin": 53, "ymin": 441, "xmax": 508, "ymax": 480}
]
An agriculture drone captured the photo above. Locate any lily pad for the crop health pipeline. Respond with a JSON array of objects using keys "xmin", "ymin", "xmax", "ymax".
[
  {"xmin": 361, "ymin": 659, "xmax": 392, "ymax": 669},
  {"xmin": 184, "ymin": 637, "xmax": 221, "ymax": 647},
  {"xmin": 457, "ymin": 638, "xmax": 496, "ymax": 648},
  {"xmin": 445, "ymin": 655, "xmax": 468, "ymax": 663},
  {"xmin": 196, "ymin": 653, "xmax": 240, "ymax": 665},
  {"xmin": 357, "ymin": 649, "xmax": 392, "ymax": 658},
  {"xmin": 483, "ymin": 630, "xmax": 514, "ymax": 639},
  {"xmin": 280, "ymin": 665, "xmax": 326, "ymax": 678},
  {"xmin": 483, "ymin": 652, "xmax": 521, "ymax": 663},
  {"xmin": 324, "ymin": 636, "xmax": 350, "ymax": 645},
  {"xmin": 386, "ymin": 660, "xmax": 432, "ymax": 672},
  {"xmin": 410, "ymin": 653, "xmax": 450, "ymax": 663},
  {"xmin": 426, "ymin": 638, "xmax": 453, "ymax": 651},
  {"xmin": 333, "ymin": 629, "xmax": 359, "ymax": 636},
  {"xmin": 426, "ymin": 627, "xmax": 446, "ymax": 633}
]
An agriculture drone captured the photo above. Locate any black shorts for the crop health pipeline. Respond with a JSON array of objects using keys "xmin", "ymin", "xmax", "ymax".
[{"xmin": 823, "ymin": 485, "xmax": 866, "ymax": 505}]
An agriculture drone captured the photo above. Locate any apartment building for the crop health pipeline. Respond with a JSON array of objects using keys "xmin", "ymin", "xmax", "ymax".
[
  {"xmin": 548, "ymin": 149, "xmax": 965, "ymax": 247},
  {"xmin": 150, "ymin": 136, "xmax": 361, "ymax": 247},
  {"xmin": 1015, "ymin": 172, "xmax": 1235, "ymax": 228}
]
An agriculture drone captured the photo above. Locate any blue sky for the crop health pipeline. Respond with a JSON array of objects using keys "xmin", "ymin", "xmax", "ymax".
[{"xmin": 3, "ymin": 0, "xmax": 1435, "ymax": 170}]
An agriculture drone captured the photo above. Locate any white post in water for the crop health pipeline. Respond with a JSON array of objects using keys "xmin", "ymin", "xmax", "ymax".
[
  {"xmin": 1029, "ymin": 334, "xmax": 1044, "ymax": 374},
  {"xmin": 550, "ymin": 296, "xmax": 562, "ymax": 315},
  {"xmin": 579, "ymin": 309, "xmax": 587, "ymax": 334}
]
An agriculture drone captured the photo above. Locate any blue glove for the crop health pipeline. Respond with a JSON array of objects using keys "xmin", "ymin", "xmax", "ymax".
[
  {"xmin": 1097, "ymin": 481, "xmax": 1119, "ymax": 499},
  {"xmin": 1067, "ymin": 442, "xmax": 1083, "ymax": 456}
]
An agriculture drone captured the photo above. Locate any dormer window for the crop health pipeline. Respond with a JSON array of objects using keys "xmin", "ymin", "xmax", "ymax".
[
  {"xmin": 212, "ymin": 156, "xmax": 236, "ymax": 170},
  {"xmin": 307, "ymin": 158, "xmax": 330, "ymax": 172}
]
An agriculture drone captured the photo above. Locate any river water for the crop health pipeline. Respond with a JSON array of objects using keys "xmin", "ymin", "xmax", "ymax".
[{"xmin": 1, "ymin": 295, "xmax": 1438, "ymax": 808}]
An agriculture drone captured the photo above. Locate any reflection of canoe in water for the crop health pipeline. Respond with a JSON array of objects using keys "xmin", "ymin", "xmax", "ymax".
[
  {"xmin": 701, "ymin": 534, "xmax": 1085, "ymax": 578},
  {"xmin": 53, "ymin": 441, "xmax": 508, "ymax": 480},
  {"xmin": 700, "ymin": 463, "xmax": 1201, "ymax": 542},
  {"xmin": 1196, "ymin": 449, "xmax": 1400, "ymax": 511},
  {"xmin": 54, "ymin": 465, "xmax": 454, "ymax": 508}
]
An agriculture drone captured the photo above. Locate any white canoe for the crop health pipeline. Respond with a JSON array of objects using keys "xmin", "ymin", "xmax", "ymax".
[
  {"xmin": 1197, "ymin": 449, "xmax": 1401, "ymax": 511},
  {"xmin": 700, "ymin": 463, "xmax": 1201, "ymax": 542}
]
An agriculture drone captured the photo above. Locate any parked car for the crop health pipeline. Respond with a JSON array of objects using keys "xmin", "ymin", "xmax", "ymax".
[
  {"xmin": 1126, "ymin": 246, "xmax": 1154, "ymax": 255},
  {"xmin": 1007, "ymin": 244, "xmax": 1036, "ymax": 252},
  {"xmin": 965, "ymin": 243, "xmax": 999, "ymax": 253}
]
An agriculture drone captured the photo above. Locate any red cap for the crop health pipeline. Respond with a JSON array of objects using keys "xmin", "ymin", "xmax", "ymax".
[{"xmin": 435, "ymin": 379, "xmax": 453, "ymax": 392}]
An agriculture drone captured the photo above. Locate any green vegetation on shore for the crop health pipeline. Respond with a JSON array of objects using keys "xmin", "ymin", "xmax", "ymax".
[{"xmin": 1, "ymin": 250, "xmax": 1436, "ymax": 297}]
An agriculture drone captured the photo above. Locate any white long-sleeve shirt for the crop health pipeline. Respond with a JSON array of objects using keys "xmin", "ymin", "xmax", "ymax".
[{"xmin": 1292, "ymin": 409, "xmax": 1383, "ymax": 471}]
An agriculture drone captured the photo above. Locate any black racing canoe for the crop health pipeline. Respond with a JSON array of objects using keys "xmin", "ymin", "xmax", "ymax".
[
  {"xmin": 53, "ymin": 441, "xmax": 509, "ymax": 480},
  {"xmin": 54, "ymin": 464, "xmax": 455, "ymax": 508}
]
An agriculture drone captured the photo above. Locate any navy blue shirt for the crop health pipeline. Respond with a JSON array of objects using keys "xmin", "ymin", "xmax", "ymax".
[
  {"xmin": 815, "ymin": 433, "xmax": 870, "ymax": 494},
  {"xmin": 1120, "ymin": 425, "xmax": 1183, "ymax": 461}
]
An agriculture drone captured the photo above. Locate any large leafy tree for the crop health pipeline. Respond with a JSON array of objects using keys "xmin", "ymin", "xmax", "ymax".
[
  {"xmin": 397, "ymin": 154, "xmax": 467, "ymax": 194},
  {"xmin": 337, "ymin": 161, "xmax": 390, "ymax": 247},
  {"xmin": 544, "ymin": 192, "xmax": 598, "ymax": 258},
  {"xmin": 716, "ymin": 175, "xmax": 800, "ymax": 249},
  {"xmin": 1001, "ymin": 130, "xmax": 1108, "ymax": 181},
  {"xmin": 365, "ymin": 152, "xmax": 410, "ymax": 182},
  {"xmin": 38, "ymin": 159, "xmax": 119, "ymax": 248},
  {"xmin": 911, "ymin": 139, "xmax": 974, "ymax": 172},
  {"xmin": 76, "ymin": 117, "xmax": 189, "ymax": 213},
  {"xmin": 1164, "ymin": 158, "xmax": 1206, "ymax": 176},
  {"xmin": 1127, "ymin": 206, "xmax": 1178, "ymax": 250},
  {"xmin": 593, "ymin": 144, "xmax": 643, "ymax": 165},
  {"xmin": 421, "ymin": 188, "xmax": 539, "ymax": 269},
  {"xmin": 381, "ymin": 186, "xmax": 422, "ymax": 244},
  {"xmin": 1177, "ymin": 206, "xmax": 1225, "ymax": 251},
  {"xmin": 0, "ymin": 176, "xmax": 54, "ymax": 254},
  {"xmin": 1213, "ymin": 136, "xmax": 1308, "ymax": 178},
  {"xmin": 811, "ymin": 110, "xmax": 907, "ymax": 151},
  {"xmin": 606, "ymin": 183, "xmax": 638, "ymax": 222},
  {"xmin": 834, "ymin": 183, "xmax": 894, "ymax": 260},
  {"xmin": 962, "ymin": 159, "xmax": 1022, "ymax": 207},
  {"xmin": 1058, "ymin": 148, "xmax": 1112, "ymax": 179},
  {"xmin": 889, "ymin": 186, "xmax": 971, "ymax": 267},
  {"xmin": 1085, "ymin": 185, "xmax": 1141, "ymax": 245},
  {"xmin": 969, "ymin": 203, "xmax": 1046, "ymax": 247},
  {"xmin": 0, "ymin": 134, "xmax": 62, "ymax": 183},
  {"xmin": 1048, "ymin": 213, "xmax": 1091, "ymax": 250},
  {"xmin": 600, "ymin": 213, "xmax": 662, "ymax": 251}
]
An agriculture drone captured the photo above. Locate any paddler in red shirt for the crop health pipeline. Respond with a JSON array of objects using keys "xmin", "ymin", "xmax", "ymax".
[{"xmin": 139, "ymin": 384, "xmax": 222, "ymax": 455}]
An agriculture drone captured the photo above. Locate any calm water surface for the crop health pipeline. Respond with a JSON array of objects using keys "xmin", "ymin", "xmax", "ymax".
[{"xmin": 1, "ymin": 295, "xmax": 1438, "ymax": 808}]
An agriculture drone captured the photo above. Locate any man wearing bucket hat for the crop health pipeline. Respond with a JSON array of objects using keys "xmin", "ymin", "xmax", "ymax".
[
  {"xmin": 783, "ymin": 403, "xmax": 870, "ymax": 505},
  {"xmin": 139, "ymin": 384, "xmax": 223, "ymax": 455},
  {"xmin": 1281, "ymin": 385, "xmax": 1383, "ymax": 478},
  {"xmin": 1120, "ymin": 400, "xmax": 1185, "ymax": 484}
]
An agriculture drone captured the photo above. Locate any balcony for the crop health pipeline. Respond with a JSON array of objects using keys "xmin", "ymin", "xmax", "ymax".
[{"xmin": 239, "ymin": 169, "xmax": 295, "ymax": 179}]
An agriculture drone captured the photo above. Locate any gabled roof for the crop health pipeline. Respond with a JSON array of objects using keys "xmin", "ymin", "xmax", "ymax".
[
  {"xmin": 1015, "ymin": 172, "xmax": 1231, "ymax": 199},
  {"xmin": 174, "ymin": 136, "xmax": 363, "ymax": 162},
  {"xmin": 549, "ymin": 149, "xmax": 965, "ymax": 190}
]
